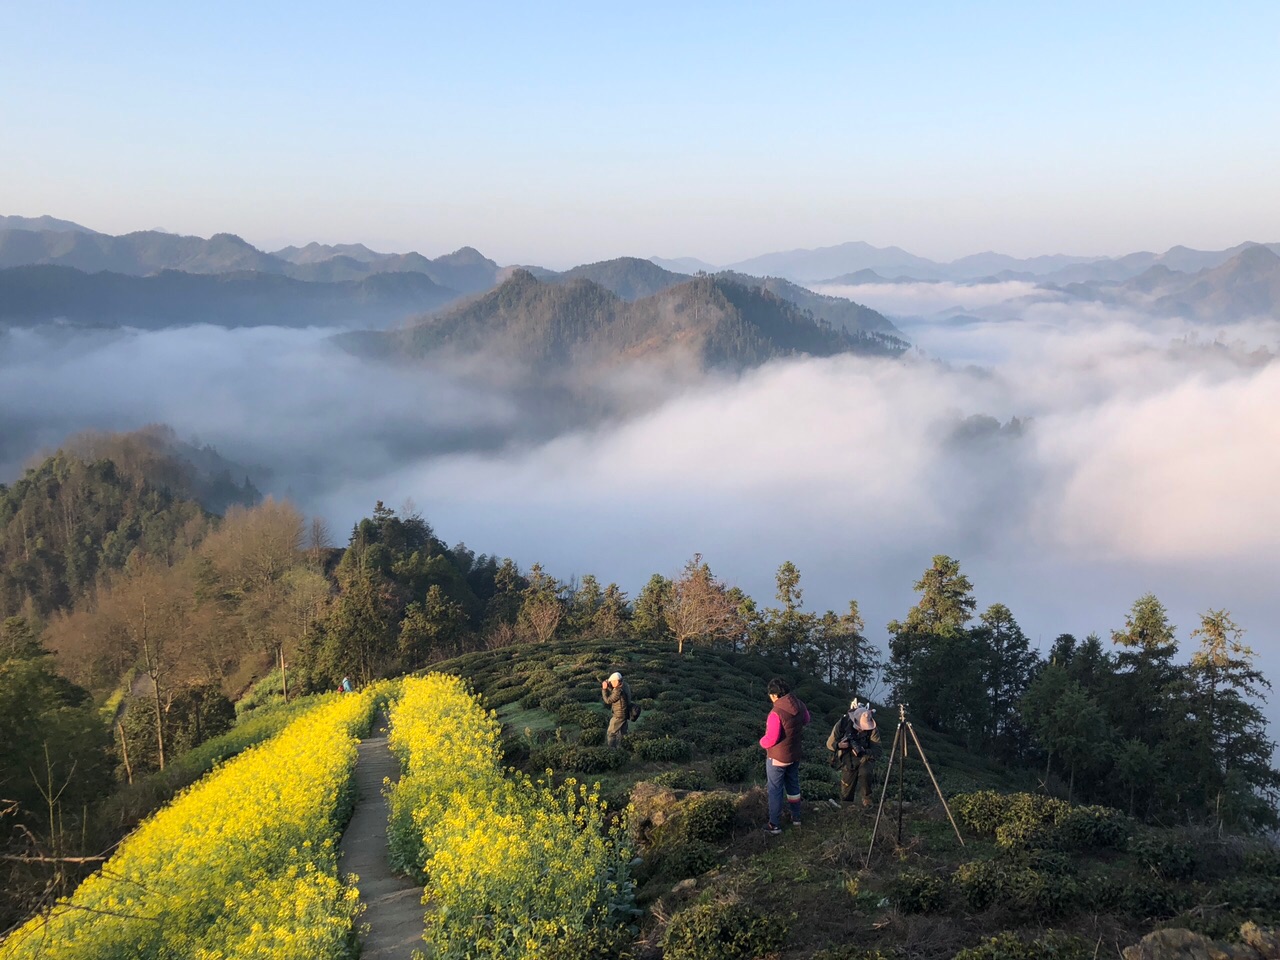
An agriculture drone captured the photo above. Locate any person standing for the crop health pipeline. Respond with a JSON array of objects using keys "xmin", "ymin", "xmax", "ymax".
[
  {"xmin": 827, "ymin": 698, "xmax": 880, "ymax": 807},
  {"xmin": 601, "ymin": 671, "xmax": 632, "ymax": 749},
  {"xmin": 759, "ymin": 677, "xmax": 811, "ymax": 834}
]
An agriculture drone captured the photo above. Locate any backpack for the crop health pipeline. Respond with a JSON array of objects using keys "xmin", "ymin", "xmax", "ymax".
[{"xmin": 628, "ymin": 700, "xmax": 642, "ymax": 722}]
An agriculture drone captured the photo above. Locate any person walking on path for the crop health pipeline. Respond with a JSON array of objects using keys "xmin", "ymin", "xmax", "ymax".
[
  {"xmin": 827, "ymin": 698, "xmax": 880, "ymax": 807},
  {"xmin": 759, "ymin": 677, "xmax": 811, "ymax": 834},
  {"xmin": 601, "ymin": 671, "xmax": 632, "ymax": 749}
]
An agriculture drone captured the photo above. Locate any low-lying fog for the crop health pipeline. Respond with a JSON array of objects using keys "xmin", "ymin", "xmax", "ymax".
[{"xmin": 2, "ymin": 287, "xmax": 1278, "ymax": 722}]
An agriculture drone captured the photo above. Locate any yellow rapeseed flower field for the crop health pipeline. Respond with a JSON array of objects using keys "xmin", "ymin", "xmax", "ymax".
[
  {"xmin": 387, "ymin": 674, "xmax": 635, "ymax": 959},
  {"xmin": 0, "ymin": 687, "xmax": 384, "ymax": 960}
]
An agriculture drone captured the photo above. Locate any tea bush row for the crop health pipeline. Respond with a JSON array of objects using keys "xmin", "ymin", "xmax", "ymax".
[
  {"xmin": 387, "ymin": 675, "xmax": 636, "ymax": 959},
  {"xmin": 0, "ymin": 689, "xmax": 382, "ymax": 960},
  {"xmin": 951, "ymin": 791, "xmax": 1129, "ymax": 851}
]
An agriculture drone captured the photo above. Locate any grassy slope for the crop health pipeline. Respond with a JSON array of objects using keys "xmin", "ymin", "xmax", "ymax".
[{"xmin": 431, "ymin": 637, "xmax": 1280, "ymax": 959}]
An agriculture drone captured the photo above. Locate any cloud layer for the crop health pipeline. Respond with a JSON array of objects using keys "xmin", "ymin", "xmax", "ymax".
[{"xmin": 2, "ymin": 296, "xmax": 1278, "ymax": 724}]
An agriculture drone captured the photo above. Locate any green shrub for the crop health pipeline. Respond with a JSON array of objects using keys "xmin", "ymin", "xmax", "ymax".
[
  {"xmin": 633, "ymin": 737, "xmax": 693, "ymax": 763},
  {"xmin": 531, "ymin": 743, "xmax": 628, "ymax": 774},
  {"xmin": 683, "ymin": 795, "xmax": 736, "ymax": 843},
  {"xmin": 1120, "ymin": 876, "xmax": 1190, "ymax": 918},
  {"xmin": 800, "ymin": 777, "xmax": 836, "ymax": 801},
  {"xmin": 812, "ymin": 950, "xmax": 892, "ymax": 960},
  {"xmin": 953, "ymin": 859, "xmax": 1003, "ymax": 911},
  {"xmin": 711, "ymin": 751, "xmax": 753, "ymax": 783},
  {"xmin": 1128, "ymin": 834, "xmax": 1196, "ymax": 880},
  {"xmin": 699, "ymin": 733, "xmax": 739, "ymax": 754},
  {"xmin": 1012, "ymin": 869, "xmax": 1078, "ymax": 921},
  {"xmin": 578, "ymin": 727, "xmax": 606, "ymax": 747},
  {"xmin": 953, "ymin": 930, "xmax": 1089, "ymax": 960},
  {"xmin": 1214, "ymin": 877, "xmax": 1280, "ymax": 913},
  {"xmin": 995, "ymin": 819, "xmax": 1054, "ymax": 851},
  {"xmin": 652, "ymin": 769, "xmax": 708, "ymax": 791},
  {"xmin": 665, "ymin": 839, "xmax": 719, "ymax": 878},
  {"xmin": 889, "ymin": 869, "xmax": 947, "ymax": 913},
  {"xmin": 483, "ymin": 685, "xmax": 526, "ymax": 709},
  {"xmin": 661, "ymin": 900, "xmax": 787, "ymax": 960},
  {"xmin": 952, "ymin": 790, "xmax": 1008, "ymax": 835},
  {"xmin": 800, "ymin": 760, "xmax": 836, "ymax": 782},
  {"xmin": 1052, "ymin": 805, "xmax": 1129, "ymax": 851}
]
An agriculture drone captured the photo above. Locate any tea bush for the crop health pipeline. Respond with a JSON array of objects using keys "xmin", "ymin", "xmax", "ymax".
[
  {"xmin": 531, "ymin": 743, "xmax": 628, "ymax": 774},
  {"xmin": 800, "ymin": 777, "xmax": 837, "ymax": 801},
  {"xmin": 633, "ymin": 737, "xmax": 694, "ymax": 763},
  {"xmin": 652, "ymin": 769, "xmax": 708, "ymax": 790},
  {"xmin": 665, "ymin": 839, "xmax": 719, "ymax": 878},
  {"xmin": 661, "ymin": 899, "xmax": 788, "ymax": 960},
  {"xmin": 889, "ymin": 869, "xmax": 948, "ymax": 913},
  {"xmin": 711, "ymin": 751, "xmax": 754, "ymax": 783},
  {"xmin": 1120, "ymin": 876, "xmax": 1190, "ymax": 918},
  {"xmin": 1127, "ymin": 833, "xmax": 1196, "ymax": 881},
  {"xmin": 1052, "ymin": 805, "xmax": 1129, "ymax": 851},
  {"xmin": 952, "ymin": 930, "xmax": 1090, "ymax": 960},
  {"xmin": 682, "ymin": 795, "xmax": 736, "ymax": 843}
]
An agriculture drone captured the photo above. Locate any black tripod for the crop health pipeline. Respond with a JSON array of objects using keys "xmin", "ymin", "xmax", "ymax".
[{"xmin": 864, "ymin": 703, "xmax": 965, "ymax": 868}]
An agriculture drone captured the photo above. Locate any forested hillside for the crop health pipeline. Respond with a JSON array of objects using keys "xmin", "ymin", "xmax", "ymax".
[{"xmin": 358, "ymin": 270, "xmax": 907, "ymax": 371}]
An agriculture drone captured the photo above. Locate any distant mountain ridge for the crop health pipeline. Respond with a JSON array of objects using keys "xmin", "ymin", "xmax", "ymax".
[
  {"xmin": 0, "ymin": 265, "xmax": 458, "ymax": 329},
  {"xmin": 652, "ymin": 240, "xmax": 1280, "ymax": 286},
  {"xmin": 526, "ymin": 257, "xmax": 899, "ymax": 337},
  {"xmin": 346, "ymin": 270, "xmax": 907, "ymax": 373},
  {"xmin": 0, "ymin": 226, "xmax": 500, "ymax": 294}
]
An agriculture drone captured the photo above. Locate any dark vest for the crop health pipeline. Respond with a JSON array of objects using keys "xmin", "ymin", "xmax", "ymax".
[{"xmin": 766, "ymin": 695, "xmax": 804, "ymax": 764}]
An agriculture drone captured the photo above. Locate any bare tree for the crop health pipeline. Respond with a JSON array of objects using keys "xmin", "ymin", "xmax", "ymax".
[
  {"xmin": 518, "ymin": 563, "xmax": 564, "ymax": 644},
  {"xmin": 666, "ymin": 554, "xmax": 742, "ymax": 655}
]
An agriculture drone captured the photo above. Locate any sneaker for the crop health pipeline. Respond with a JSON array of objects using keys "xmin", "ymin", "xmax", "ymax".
[{"xmin": 763, "ymin": 823, "xmax": 782, "ymax": 836}]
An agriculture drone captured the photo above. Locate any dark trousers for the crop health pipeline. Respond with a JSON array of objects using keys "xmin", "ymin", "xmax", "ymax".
[
  {"xmin": 607, "ymin": 717, "xmax": 628, "ymax": 749},
  {"xmin": 839, "ymin": 753, "xmax": 875, "ymax": 804}
]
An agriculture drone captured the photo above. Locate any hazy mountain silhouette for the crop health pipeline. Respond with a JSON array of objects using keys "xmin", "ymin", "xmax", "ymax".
[
  {"xmin": 552, "ymin": 257, "xmax": 689, "ymax": 300},
  {"xmin": 0, "ymin": 215, "xmax": 98, "ymax": 234},
  {"xmin": 0, "ymin": 265, "xmax": 458, "ymax": 329},
  {"xmin": 1151, "ymin": 245, "xmax": 1280, "ymax": 320},
  {"xmin": 712, "ymin": 271, "xmax": 900, "ymax": 335},
  {"xmin": 649, "ymin": 255, "xmax": 719, "ymax": 274},
  {"xmin": 346, "ymin": 270, "xmax": 907, "ymax": 372},
  {"xmin": 1054, "ymin": 246, "xmax": 1280, "ymax": 320},
  {"xmin": 0, "ymin": 226, "xmax": 502, "ymax": 295}
]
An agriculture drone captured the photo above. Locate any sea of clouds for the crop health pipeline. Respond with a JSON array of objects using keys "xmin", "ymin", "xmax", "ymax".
[{"xmin": 2, "ymin": 287, "xmax": 1278, "ymax": 713}]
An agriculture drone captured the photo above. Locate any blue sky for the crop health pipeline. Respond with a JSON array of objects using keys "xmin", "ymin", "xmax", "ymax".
[{"xmin": 3, "ymin": 1, "xmax": 1278, "ymax": 265}]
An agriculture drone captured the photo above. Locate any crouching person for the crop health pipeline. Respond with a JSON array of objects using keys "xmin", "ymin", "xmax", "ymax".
[
  {"xmin": 759, "ymin": 677, "xmax": 811, "ymax": 834},
  {"xmin": 827, "ymin": 698, "xmax": 880, "ymax": 807},
  {"xmin": 601, "ymin": 671, "xmax": 632, "ymax": 749}
]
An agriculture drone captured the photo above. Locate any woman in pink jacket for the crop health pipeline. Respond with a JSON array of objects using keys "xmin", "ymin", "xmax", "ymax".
[{"xmin": 759, "ymin": 677, "xmax": 811, "ymax": 834}]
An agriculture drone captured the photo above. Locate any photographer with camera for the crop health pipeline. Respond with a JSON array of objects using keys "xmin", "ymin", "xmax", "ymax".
[
  {"xmin": 827, "ymin": 698, "xmax": 880, "ymax": 808},
  {"xmin": 601, "ymin": 671, "xmax": 633, "ymax": 749}
]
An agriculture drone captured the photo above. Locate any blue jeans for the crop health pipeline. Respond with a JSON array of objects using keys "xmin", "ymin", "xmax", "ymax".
[{"xmin": 765, "ymin": 758, "xmax": 802, "ymax": 826}]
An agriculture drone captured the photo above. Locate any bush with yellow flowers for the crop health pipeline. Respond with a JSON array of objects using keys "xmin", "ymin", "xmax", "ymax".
[
  {"xmin": 388, "ymin": 674, "xmax": 637, "ymax": 959},
  {"xmin": 0, "ymin": 687, "xmax": 383, "ymax": 960}
]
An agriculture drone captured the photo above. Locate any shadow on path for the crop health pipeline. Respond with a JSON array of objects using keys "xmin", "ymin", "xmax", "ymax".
[{"xmin": 339, "ymin": 717, "xmax": 424, "ymax": 960}]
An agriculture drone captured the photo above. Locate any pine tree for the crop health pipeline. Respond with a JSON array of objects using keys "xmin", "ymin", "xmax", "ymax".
[{"xmin": 1187, "ymin": 610, "xmax": 1279, "ymax": 828}]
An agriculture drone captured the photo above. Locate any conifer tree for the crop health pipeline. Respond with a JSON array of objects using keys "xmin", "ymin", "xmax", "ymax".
[{"xmin": 1187, "ymin": 609, "xmax": 1279, "ymax": 827}]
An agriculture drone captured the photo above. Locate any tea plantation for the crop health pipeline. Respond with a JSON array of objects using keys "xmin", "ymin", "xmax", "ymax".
[{"xmin": 432, "ymin": 637, "xmax": 1280, "ymax": 960}]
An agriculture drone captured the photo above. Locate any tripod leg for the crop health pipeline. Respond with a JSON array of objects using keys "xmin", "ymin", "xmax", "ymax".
[
  {"xmin": 864, "ymin": 722, "xmax": 903, "ymax": 869},
  {"xmin": 905, "ymin": 722, "xmax": 965, "ymax": 847}
]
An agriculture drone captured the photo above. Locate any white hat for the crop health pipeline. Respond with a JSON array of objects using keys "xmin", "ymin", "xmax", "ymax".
[{"xmin": 608, "ymin": 672, "xmax": 623, "ymax": 683}]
